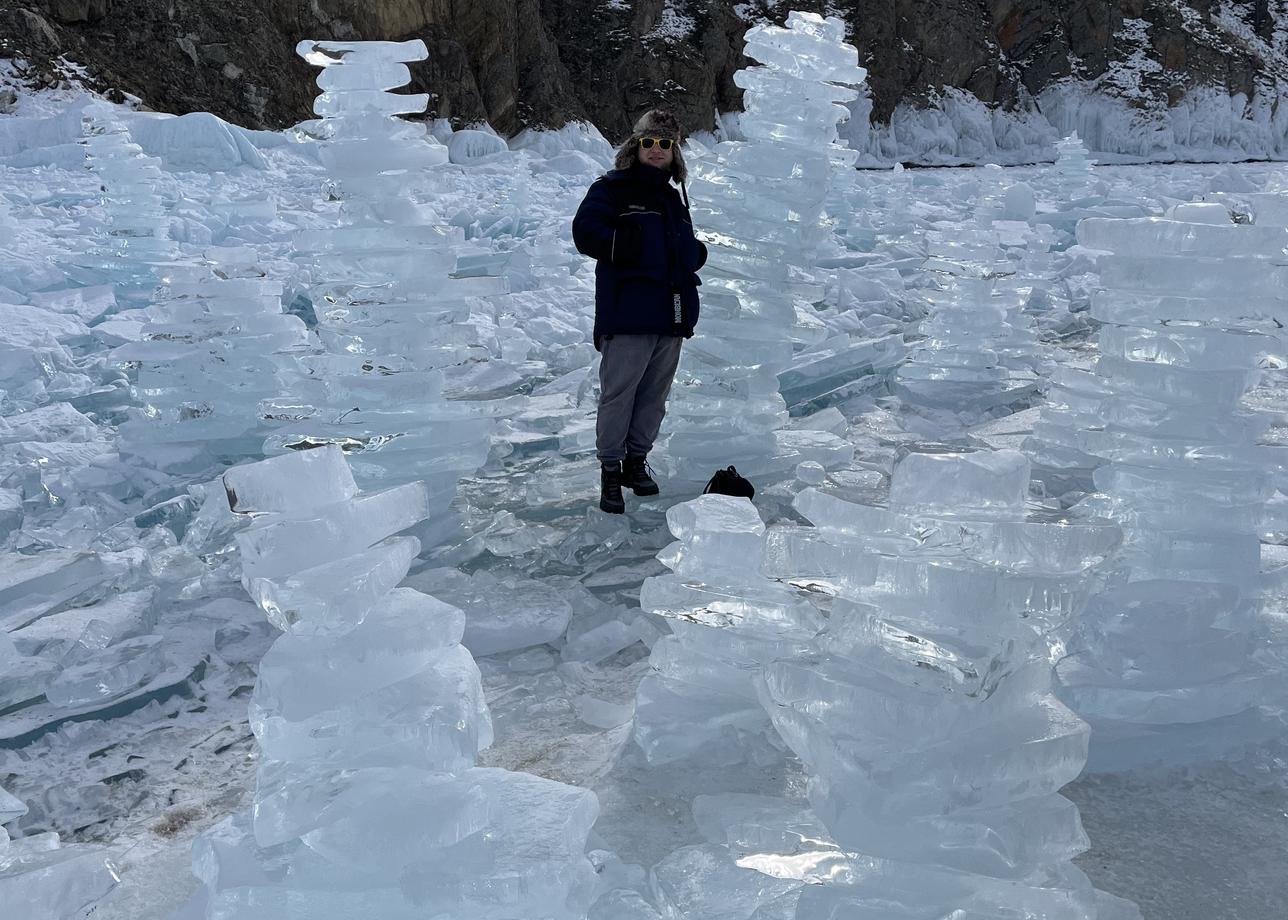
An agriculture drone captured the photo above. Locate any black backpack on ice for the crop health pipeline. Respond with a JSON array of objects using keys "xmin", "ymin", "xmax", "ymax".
[{"xmin": 703, "ymin": 465, "xmax": 755, "ymax": 500}]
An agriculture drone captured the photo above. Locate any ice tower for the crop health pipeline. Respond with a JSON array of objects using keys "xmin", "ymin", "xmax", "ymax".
[
  {"xmin": 757, "ymin": 451, "xmax": 1138, "ymax": 918},
  {"xmin": 895, "ymin": 272, "xmax": 1045, "ymax": 414},
  {"xmin": 637, "ymin": 452, "xmax": 1139, "ymax": 919},
  {"xmin": 114, "ymin": 246, "xmax": 308, "ymax": 474},
  {"xmin": 290, "ymin": 39, "xmax": 503, "ymax": 371},
  {"xmin": 634, "ymin": 494, "xmax": 823, "ymax": 764},
  {"xmin": 1044, "ymin": 214, "xmax": 1288, "ymax": 770},
  {"xmin": 77, "ymin": 101, "xmax": 178, "ymax": 289},
  {"xmin": 265, "ymin": 40, "xmax": 497, "ymax": 532},
  {"xmin": 1050, "ymin": 133, "xmax": 1098, "ymax": 202},
  {"xmin": 655, "ymin": 12, "xmax": 863, "ymax": 481},
  {"xmin": 185, "ymin": 447, "xmax": 599, "ymax": 919}
]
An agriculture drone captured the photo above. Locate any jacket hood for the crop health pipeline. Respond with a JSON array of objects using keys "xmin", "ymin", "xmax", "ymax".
[{"xmin": 612, "ymin": 110, "xmax": 688, "ymax": 184}]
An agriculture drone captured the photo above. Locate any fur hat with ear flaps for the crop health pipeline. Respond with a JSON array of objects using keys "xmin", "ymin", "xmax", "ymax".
[{"xmin": 613, "ymin": 108, "xmax": 687, "ymax": 183}]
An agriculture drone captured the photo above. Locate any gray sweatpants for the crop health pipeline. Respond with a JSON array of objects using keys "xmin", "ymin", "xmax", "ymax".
[{"xmin": 596, "ymin": 334, "xmax": 683, "ymax": 463}]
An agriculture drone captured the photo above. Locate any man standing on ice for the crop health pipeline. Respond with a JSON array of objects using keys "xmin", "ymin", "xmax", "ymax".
[{"xmin": 572, "ymin": 109, "xmax": 708, "ymax": 514}]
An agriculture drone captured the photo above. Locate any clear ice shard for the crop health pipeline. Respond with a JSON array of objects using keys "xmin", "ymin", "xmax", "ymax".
[
  {"xmin": 1026, "ymin": 216, "xmax": 1288, "ymax": 770},
  {"xmin": 403, "ymin": 567, "xmax": 573, "ymax": 656},
  {"xmin": 887, "ymin": 448, "xmax": 1029, "ymax": 520},
  {"xmin": 186, "ymin": 439, "xmax": 597, "ymax": 918},
  {"xmin": 655, "ymin": 12, "xmax": 864, "ymax": 482}
]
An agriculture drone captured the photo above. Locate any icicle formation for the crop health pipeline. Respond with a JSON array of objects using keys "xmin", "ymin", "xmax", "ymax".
[
  {"xmin": 267, "ymin": 40, "xmax": 497, "ymax": 511},
  {"xmin": 655, "ymin": 12, "xmax": 863, "ymax": 481},
  {"xmin": 112, "ymin": 246, "xmax": 308, "ymax": 474},
  {"xmin": 0, "ymin": 785, "xmax": 119, "ymax": 918},
  {"xmin": 1043, "ymin": 210, "xmax": 1288, "ymax": 771},
  {"xmin": 80, "ymin": 101, "xmax": 178, "ymax": 268},
  {"xmin": 756, "ymin": 451, "xmax": 1138, "ymax": 919},
  {"xmin": 186, "ymin": 447, "xmax": 599, "ymax": 919}
]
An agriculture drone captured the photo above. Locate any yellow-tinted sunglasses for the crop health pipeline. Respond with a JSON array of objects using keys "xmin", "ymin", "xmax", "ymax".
[{"xmin": 638, "ymin": 136, "xmax": 674, "ymax": 150}]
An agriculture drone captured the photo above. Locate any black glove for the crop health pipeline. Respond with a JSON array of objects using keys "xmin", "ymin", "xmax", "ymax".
[
  {"xmin": 610, "ymin": 221, "xmax": 643, "ymax": 266},
  {"xmin": 695, "ymin": 240, "xmax": 708, "ymax": 270}
]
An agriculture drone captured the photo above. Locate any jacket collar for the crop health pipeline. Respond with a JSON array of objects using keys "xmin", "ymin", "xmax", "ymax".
[{"xmin": 604, "ymin": 162, "xmax": 673, "ymax": 186}]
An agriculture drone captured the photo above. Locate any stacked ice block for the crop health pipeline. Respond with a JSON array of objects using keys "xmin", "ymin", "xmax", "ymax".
[
  {"xmin": 896, "ymin": 272, "xmax": 1045, "ymax": 414},
  {"xmin": 77, "ymin": 101, "xmax": 178, "ymax": 287},
  {"xmin": 757, "ymin": 451, "xmax": 1137, "ymax": 917},
  {"xmin": 655, "ymin": 12, "xmax": 863, "ymax": 480},
  {"xmin": 1033, "ymin": 133, "xmax": 1153, "ymax": 241},
  {"xmin": 903, "ymin": 178, "xmax": 1050, "ymax": 416},
  {"xmin": 186, "ymin": 446, "xmax": 599, "ymax": 919},
  {"xmin": 634, "ymin": 493, "xmax": 823, "ymax": 764},
  {"xmin": 291, "ymin": 39, "xmax": 505, "ymax": 372},
  {"xmin": 113, "ymin": 245, "xmax": 308, "ymax": 473},
  {"xmin": 1046, "ymin": 216, "xmax": 1288, "ymax": 769},
  {"xmin": 266, "ymin": 40, "xmax": 497, "ymax": 514},
  {"xmin": 1050, "ymin": 133, "xmax": 1098, "ymax": 202},
  {"xmin": 635, "ymin": 452, "xmax": 1138, "ymax": 918}
]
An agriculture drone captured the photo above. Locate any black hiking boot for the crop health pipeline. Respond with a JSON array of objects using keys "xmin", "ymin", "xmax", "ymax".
[
  {"xmin": 600, "ymin": 461, "xmax": 626, "ymax": 514},
  {"xmin": 622, "ymin": 454, "xmax": 660, "ymax": 496}
]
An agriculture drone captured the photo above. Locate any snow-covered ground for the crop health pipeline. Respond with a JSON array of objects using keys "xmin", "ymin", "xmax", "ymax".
[{"xmin": 2, "ymin": 72, "xmax": 1288, "ymax": 920}]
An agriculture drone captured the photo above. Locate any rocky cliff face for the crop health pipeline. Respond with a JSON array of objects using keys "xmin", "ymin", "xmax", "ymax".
[{"xmin": 3, "ymin": 0, "xmax": 1287, "ymax": 146}]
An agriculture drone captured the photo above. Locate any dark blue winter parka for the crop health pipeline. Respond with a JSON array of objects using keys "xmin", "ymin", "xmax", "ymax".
[{"xmin": 572, "ymin": 162, "xmax": 708, "ymax": 350}]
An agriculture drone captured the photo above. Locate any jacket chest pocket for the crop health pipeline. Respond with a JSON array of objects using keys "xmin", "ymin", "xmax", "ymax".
[{"xmin": 619, "ymin": 209, "xmax": 668, "ymax": 273}]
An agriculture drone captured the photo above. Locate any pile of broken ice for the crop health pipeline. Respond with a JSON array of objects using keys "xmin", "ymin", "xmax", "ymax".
[
  {"xmin": 186, "ymin": 446, "xmax": 599, "ymax": 919},
  {"xmin": 0, "ymin": 103, "xmax": 218, "ymax": 809},
  {"xmin": 657, "ymin": 12, "xmax": 863, "ymax": 479},
  {"xmin": 1036, "ymin": 206, "xmax": 1288, "ymax": 769},
  {"xmin": 637, "ymin": 450, "xmax": 1140, "ymax": 918},
  {"xmin": 0, "ymin": 784, "xmax": 119, "ymax": 919}
]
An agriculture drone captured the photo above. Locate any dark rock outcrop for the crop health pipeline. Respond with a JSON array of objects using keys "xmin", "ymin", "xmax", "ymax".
[{"xmin": 3, "ymin": 1, "xmax": 1287, "ymax": 144}]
